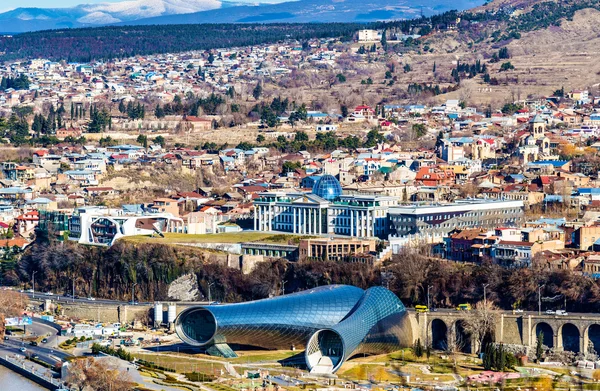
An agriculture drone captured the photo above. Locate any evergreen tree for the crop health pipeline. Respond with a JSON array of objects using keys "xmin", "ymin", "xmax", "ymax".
[
  {"xmin": 433, "ymin": 62, "xmax": 436, "ymax": 73},
  {"xmin": 253, "ymin": 83, "xmax": 263, "ymax": 100},
  {"xmin": 118, "ymin": 100, "xmax": 126, "ymax": 114},
  {"xmin": 70, "ymin": 102, "xmax": 74, "ymax": 120},
  {"xmin": 413, "ymin": 338, "xmax": 424, "ymax": 358},
  {"xmin": 380, "ymin": 29, "xmax": 387, "ymax": 49},
  {"xmin": 536, "ymin": 331, "xmax": 544, "ymax": 362}
]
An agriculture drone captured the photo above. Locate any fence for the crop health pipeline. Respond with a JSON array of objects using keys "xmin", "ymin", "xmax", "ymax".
[{"xmin": 0, "ymin": 354, "xmax": 66, "ymax": 390}]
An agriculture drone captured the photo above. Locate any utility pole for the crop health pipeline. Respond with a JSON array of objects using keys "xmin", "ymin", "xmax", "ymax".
[
  {"xmin": 72, "ymin": 278, "xmax": 75, "ymax": 304},
  {"xmin": 32, "ymin": 271, "xmax": 37, "ymax": 299},
  {"xmin": 538, "ymin": 284, "xmax": 545, "ymax": 315},
  {"xmin": 282, "ymin": 280, "xmax": 287, "ymax": 296}
]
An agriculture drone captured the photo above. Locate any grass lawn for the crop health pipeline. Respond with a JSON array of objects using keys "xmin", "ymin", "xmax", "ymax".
[
  {"xmin": 121, "ymin": 232, "xmax": 314, "ymax": 245},
  {"xmin": 230, "ymin": 350, "xmax": 298, "ymax": 364},
  {"xmin": 134, "ymin": 352, "xmax": 225, "ymax": 374}
]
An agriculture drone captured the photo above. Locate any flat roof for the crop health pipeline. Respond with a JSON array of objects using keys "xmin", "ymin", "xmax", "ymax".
[{"xmin": 389, "ymin": 200, "xmax": 524, "ymax": 215}]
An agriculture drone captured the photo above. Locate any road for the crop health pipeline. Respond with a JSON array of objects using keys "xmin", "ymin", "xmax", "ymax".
[
  {"xmin": 2, "ymin": 318, "xmax": 71, "ymax": 368},
  {"xmin": 22, "ymin": 290, "xmax": 211, "ymax": 307},
  {"xmin": 408, "ymin": 308, "xmax": 600, "ymax": 318}
]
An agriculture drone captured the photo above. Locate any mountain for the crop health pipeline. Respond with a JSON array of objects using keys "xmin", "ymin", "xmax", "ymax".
[
  {"xmin": 0, "ymin": 0, "xmax": 224, "ymax": 32},
  {"xmin": 0, "ymin": 0, "xmax": 484, "ymax": 33},
  {"xmin": 125, "ymin": 0, "xmax": 485, "ymax": 24}
]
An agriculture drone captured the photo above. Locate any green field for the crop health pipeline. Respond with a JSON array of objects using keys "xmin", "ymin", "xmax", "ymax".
[
  {"xmin": 121, "ymin": 232, "xmax": 315, "ymax": 245},
  {"xmin": 134, "ymin": 353, "xmax": 225, "ymax": 374}
]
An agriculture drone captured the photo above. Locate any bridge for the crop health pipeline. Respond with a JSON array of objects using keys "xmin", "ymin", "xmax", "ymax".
[
  {"xmin": 29, "ymin": 294, "xmax": 600, "ymax": 355},
  {"xmin": 411, "ymin": 310, "xmax": 600, "ymax": 354}
]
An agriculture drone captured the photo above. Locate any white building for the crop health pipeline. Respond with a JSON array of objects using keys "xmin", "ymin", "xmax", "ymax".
[
  {"xmin": 67, "ymin": 206, "xmax": 184, "ymax": 246},
  {"xmin": 357, "ymin": 29, "xmax": 382, "ymax": 42}
]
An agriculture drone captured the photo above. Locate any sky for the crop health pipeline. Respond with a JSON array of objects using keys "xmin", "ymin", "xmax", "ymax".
[
  {"xmin": 0, "ymin": 0, "xmax": 276, "ymax": 13},
  {"xmin": 0, "ymin": 0, "xmax": 119, "ymax": 12}
]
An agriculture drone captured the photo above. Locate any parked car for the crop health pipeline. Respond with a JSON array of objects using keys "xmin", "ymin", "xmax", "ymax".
[
  {"xmin": 87, "ymin": 297, "xmax": 96, "ymax": 301},
  {"xmin": 545, "ymin": 310, "xmax": 556, "ymax": 315},
  {"xmin": 19, "ymin": 347, "xmax": 26, "ymax": 352},
  {"xmin": 29, "ymin": 341, "xmax": 38, "ymax": 346},
  {"xmin": 556, "ymin": 310, "xmax": 569, "ymax": 316},
  {"xmin": 45, "ymin": 292, "xmax": 54, "ymax": 296},
  {"xmin": 41, "ymin": 338, "xmax": 48, "ymax": 343}
]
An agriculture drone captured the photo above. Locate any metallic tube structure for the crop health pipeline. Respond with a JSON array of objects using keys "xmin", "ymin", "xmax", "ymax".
[
  {"xmin": 175, "ymin": 285, "xmax": 364, "ymax": 349},
  {"xmin": 305, "ymin": 287, "xmax": 413, "ymax": 373}
]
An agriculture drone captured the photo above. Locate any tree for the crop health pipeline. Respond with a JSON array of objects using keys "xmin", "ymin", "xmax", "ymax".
[
  {"xmin": 136, "ymin": 135, "xmax": 148, "ymax": 149},
  {"xmin": 295, "ymin": 131, "xmax": 309, "ymax": 142},
  {"xmin": 500, "ymin": 62, "xmax": 515, "ymax": 72},
  {"xmin": 252, "ymin": 83, "xmax": 263, "ymax": 100},
  {"xmin": 153, "ymin": 135, "xmax": 166, "ymax": 148},
  {"xmin": 118, "ymin": 100, "xmax": 126, "ymax": 114},
  {"xmin": 536, "ymin": 331, "xmax": 544, "ymax": 362},
  {"xmin": 207, "ymin": 53, "xmax": 215, "ymax": 64},
  {"xmin": 412, "ymin": 123, "xmax": 427, "ymax": 139},
  {"xmin": 462, "ymin": 300, "xmax": 498, "ymax": 353},
  {"xmin": 380, "ymin": 29, "xmax": 387, "ymax": 49},
  {"xmin": 403, "ymin": 64, "xmax": 412, "ymax": 73},
  {"xmin": 154, "ymin": 104, "xmax": 165, "ymax": 119},
  {"xmin": 0, "ymin": 291, "xmax": 28, "ymax": 337},
  {"xmin": 341, "ymin": 105, "xmax": 349, "ymax": 118},
  {"xmin": 66, "ymin": 357, "xmax": 132, "ymax": 391},
  {"xmin": 413, "ymin": 338, "xmax": 424, "ymax": 358},
  {"xmin": 336, "ymin": 73, "xmax": 346, "ymax": 83},
  {"xmin": 432, "ymin": 62, "xmax": 436, "ymax": 73},
  {"xmin": 256, "ymin": 134, "xmax": 265, "ymax": 143}
]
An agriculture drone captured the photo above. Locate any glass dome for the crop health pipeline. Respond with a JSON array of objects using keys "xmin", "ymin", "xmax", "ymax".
[{"xmin": 312, "ymin": 175, "xmax": 342, "ymax": 201}]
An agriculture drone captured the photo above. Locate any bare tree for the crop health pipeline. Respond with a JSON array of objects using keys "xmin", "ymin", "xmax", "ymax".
[
  {"xmin": 461, "ymin": 300, "xmax": 498, "ymax": 353},
  {"xmin": 0, "ymin": 291, "xmax": 28, "ymax": 337},
  {"xmin": 66, "ymin": 357, "xmax": 133, "ymax": 391}
]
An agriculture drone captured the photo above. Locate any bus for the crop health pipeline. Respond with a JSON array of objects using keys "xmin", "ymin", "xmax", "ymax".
[
  {"xmin": 415, "ymin": 305, "xmax": 429, "ymax": 313},
  {"xmin": 456, "ymin": 303, "xmax": 472, "ymax": 311}
]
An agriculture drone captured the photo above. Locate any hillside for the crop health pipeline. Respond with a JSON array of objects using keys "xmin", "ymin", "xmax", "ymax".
[{"xmin": 0, "ymin": 0, "xmax": 483, "ymax": 32}]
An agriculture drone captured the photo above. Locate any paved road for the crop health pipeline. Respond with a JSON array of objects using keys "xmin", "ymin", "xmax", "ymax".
[
  {"xmin": 23, "ymin": 290, "xmax": 211, "ymax": 307},
  {"xmin": 2, "ymin": 318, "xmax": 71, "ymax": 367}
]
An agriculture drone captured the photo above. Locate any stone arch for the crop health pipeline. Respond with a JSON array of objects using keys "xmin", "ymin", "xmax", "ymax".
[
  {"xmin": 454, "ymin": 320, "xmax": 472, "ymax": 354},
  {"xmin": 533, "ymin": 322, "xmax": 554, "ymax": 348},
  {"xmin": 584, "ymin": 324, "xmax": 600, "ymax": 355},
  {"xmin": 560, "ymin": 323, "xmax": 581, "ymax": 353},
  {"xmin": 430, "ymin": 319, "xmax": 448, "ymax": 351}
]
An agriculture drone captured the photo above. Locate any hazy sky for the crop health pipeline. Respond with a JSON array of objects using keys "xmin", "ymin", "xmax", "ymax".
[{"xmin": 1, "ymin": 0, "xmax": 122, "ymax": 12}]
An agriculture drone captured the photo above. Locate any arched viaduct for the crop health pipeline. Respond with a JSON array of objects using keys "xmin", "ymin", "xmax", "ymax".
[{"xmin": 410, "ymin": 311, "xmax": 600, "ymax": 354}]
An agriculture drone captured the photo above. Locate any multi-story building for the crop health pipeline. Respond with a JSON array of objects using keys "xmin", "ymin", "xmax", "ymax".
[
  {"xmin": 253, "ymin": 175, "xmax": 397, "ymax": 238},
  {"xmin": 39, "ymin": 206, "xmax": 184, "ymax": 247},
  {"xmin": 388, "ymin": 200, "xmax": 524, "ymax": 238},
  {"xmin": 298, "ymin": 237, "xmax": 376, "ymax": 262}
]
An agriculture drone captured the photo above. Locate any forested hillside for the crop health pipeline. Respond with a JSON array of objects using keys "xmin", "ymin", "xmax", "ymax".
[
  {"xmin": 0, "ymin": 0, "xmax": 597, "ymax": 62},
  {"xmin": 0, "ymin": 23, "xmax": 362, "ymax": 62}
]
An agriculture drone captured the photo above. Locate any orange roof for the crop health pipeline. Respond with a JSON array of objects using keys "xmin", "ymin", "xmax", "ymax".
[{"xmin": 0, "ymin": 238, "xmax": 29, "ymax": 248}]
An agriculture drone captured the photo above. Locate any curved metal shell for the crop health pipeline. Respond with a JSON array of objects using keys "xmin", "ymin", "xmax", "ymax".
[{"xmin": 175, "ymin": 285, "xmax": 364, "ymax": 349}]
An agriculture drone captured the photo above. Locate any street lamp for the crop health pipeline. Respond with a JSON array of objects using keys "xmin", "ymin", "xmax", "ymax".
[
  {"xmin": 427, "ymin": 285, "xmax": 433, "ymax": 310},
  {"xmin": 207, "ymin": 282, "xmax": 214, "ymax": 303},
  {"xmin": 31, "ymin": 271, "xmax": 38, "ymax": 299},
  {"xmin": 538, "ymin": 284, "xmax": 545, "ymax": 315},
  {"xmin": 483, "ymin": 283, "xmax": 490, "ymax": 308},
  {"xmin": 282, "ymin": 280, "xmax": 287, "ymax": 296}
]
